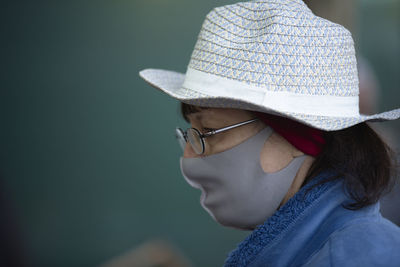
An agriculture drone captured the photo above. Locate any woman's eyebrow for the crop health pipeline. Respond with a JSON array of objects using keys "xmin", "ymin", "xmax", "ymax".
[
  {"xmin": 187, "ymin": 112, "xmax": 202, "ymax": 121},
  {"xmin": 188, "ymin": 110, "xmax": 219, "ymax": 125},
  {"xmin": 200, "ymin": 116, "xmax": 222, "ymax": 128}
]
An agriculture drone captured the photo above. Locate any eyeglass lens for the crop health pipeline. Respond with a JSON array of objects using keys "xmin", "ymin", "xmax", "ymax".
[
  {"xmin": 175, "ymin": 128, "xmax": 186, "ymax": 151},
  {"xmin": 187, "ymin": 128, "xmax": 204, "ymax": 154},
  {"xmin": 175, "ymin": 128, "xmax": 205, "ymax": 155}
]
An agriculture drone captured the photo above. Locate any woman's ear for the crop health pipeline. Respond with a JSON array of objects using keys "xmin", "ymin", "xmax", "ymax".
[{"xmin": 260, "ymin": 132, "xmax": 302, "ymax": 173}]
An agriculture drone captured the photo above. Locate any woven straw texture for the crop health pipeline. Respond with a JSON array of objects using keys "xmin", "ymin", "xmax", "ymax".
[
  {"xmin": 188, "ymin": 0, "xmax": 357, "ymax": 96},
  {"xmin": 139, "ymin": 0, "xmax": 400, "ymax": 130}
]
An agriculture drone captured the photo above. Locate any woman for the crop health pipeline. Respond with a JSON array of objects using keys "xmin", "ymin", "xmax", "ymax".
[{"xmin": 139, "ymin": 0, "xmax": 400, "ymax": 266}]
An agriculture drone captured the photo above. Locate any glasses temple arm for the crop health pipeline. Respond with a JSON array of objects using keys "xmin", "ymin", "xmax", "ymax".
[{"xmin": 202, "ymin": 118, "xmax": 259, "ymax": 137}]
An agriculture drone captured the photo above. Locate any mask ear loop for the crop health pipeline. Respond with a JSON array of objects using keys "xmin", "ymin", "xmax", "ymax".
[{"xmin": 256, "ymin": 126, "xmax": 275, "ymax": 172}]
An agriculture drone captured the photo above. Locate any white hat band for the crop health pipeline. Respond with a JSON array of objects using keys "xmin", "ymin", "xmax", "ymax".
[{"xmin": 182, "ymin": 68, "xmax": 359, "ymax": 117}]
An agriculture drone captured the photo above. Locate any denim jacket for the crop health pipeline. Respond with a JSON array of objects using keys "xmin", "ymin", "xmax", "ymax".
[{"xmin": 224, "ymin": 171, "xmax": 400, "ymax": 267}]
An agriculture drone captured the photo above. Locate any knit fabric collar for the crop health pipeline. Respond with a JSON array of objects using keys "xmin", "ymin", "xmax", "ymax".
[{"xmin": 223, "ymin": 171, "xmax": 340, "ymax": 266}]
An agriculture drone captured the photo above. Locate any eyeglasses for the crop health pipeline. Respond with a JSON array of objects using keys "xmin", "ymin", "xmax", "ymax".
[{"xmin": 175, "ymin": 118, "xmax": 259, "ymax": 155}]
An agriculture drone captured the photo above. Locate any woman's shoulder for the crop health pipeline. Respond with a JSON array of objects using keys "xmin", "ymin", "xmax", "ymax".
[
  {"xmin": 329, "ymin": 216, "xmax": 400, "ymax": 253},
  {"xmin": 304, "ymin": 215, "xmax": 400, "ymax": 267}
]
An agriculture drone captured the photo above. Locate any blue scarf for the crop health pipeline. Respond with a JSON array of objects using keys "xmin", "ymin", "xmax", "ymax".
[{"xmin": 224, "ymin": 171, "xmax": 340, "ymax": 266}]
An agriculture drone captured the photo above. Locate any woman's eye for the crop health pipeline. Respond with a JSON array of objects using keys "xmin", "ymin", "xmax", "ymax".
[{"xmin": 203, "ymin": 127, "xmax": 216, "ymax": 132}]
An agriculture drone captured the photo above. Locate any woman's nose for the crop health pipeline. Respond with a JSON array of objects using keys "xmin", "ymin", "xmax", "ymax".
[{"xmin": 183, "ymin": 142, "xmax": 199, "ymax": 158}]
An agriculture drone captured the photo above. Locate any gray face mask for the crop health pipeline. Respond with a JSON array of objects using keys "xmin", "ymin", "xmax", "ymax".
[{"xmin": 179, "ymin": 127, "xmax": 307, "ymax": 230}]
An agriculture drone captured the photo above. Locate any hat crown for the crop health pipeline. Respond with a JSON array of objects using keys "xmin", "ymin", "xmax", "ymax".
[
  {"xmin": 187, "ymin": 0, "xmax": 358, "ymax": 97},
  {"xmin": 137, "ymin": 0, "xmax": 400, "ymax": 130}
]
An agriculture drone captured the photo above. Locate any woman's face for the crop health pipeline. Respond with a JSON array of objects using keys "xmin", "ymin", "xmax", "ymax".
[
  {"xmin": 181, "ymin": 106, "xmax": 313, "ymax": 229},
  {"xmin": 184, "ymin": 107, "xmax": 304, "ymax": 173}
]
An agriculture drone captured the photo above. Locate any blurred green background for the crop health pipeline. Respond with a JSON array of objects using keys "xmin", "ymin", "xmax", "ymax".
[{"xmin": 1, "ymin": 0, "xmax": 399, "ymax": 266}]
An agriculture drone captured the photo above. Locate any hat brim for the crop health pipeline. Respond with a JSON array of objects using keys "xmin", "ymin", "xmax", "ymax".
[{"xmin": 139, "ymin": 68, "xmax": 400, "ymax": 131}]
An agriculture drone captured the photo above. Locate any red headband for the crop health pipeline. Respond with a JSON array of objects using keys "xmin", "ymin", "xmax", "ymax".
[{"xmin": 254, "ymin": 112, "xmax": 326, "ymax": 156}]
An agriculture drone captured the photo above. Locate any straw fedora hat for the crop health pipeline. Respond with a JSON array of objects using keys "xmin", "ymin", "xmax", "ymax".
[{"xmin": 139, "ymin": 0, "xmax": 400, "ymax": 131}]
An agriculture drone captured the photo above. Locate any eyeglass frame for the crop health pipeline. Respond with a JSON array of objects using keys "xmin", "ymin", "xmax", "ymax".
[{"xmin": 175, "ymin": 118, "xmax": 259, "ymax": 155}]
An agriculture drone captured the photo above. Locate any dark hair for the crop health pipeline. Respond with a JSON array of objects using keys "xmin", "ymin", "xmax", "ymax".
[
  {"xmin": 180, "ymin": 102, "xmax": 398, "ymax": 210},
  {"xmin": 302, "ymin": 122, "xmax": 398, "ymax": 210}
]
